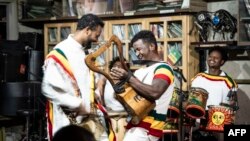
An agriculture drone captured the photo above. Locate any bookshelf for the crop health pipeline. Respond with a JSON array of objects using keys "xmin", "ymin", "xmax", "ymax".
[
  {"xmin": 18, "ymin": 0, "xmax": 208, "ymax": 22},
  {"xmin": 43, "ymin": 15, "xmax": 199, "ymax": 91},
  {"xmin": 43, "ymin": 22, "xmax": 76, "ymax": 57},
  {"xmin": 104, "ymin": 15, "xmax": 199, "ymax": 91},
  {"xmin": 105, "ymin": 19, "xmax": 146, "ymax": 67}
]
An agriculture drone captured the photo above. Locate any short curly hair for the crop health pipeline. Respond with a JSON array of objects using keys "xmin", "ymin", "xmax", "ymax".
[
  {"xmin": 131, "ymin": 30, "xmax": 157, "ymax": 48},
  {"xmin": 76, "ymin": 14, "xmax": 104, "ymax": 30},
  {"xmin": 109, "ymin": 56, "xmax": 129, "ymax": 70}
]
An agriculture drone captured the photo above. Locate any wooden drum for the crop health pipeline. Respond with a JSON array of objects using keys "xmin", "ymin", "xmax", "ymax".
[
  {"xmin": 167, "ymin": 87, "xmax": 181, "ymax": 119},
  {"xmin": 203, "ymin": 105, "xmax": 234, "ymax": 132},
  {"xmin": 185, "ymin": 87, "xmax": 208, "ymax": 119}
]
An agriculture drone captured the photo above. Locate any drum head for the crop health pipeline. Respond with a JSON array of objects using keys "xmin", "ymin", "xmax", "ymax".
[
  {"xmin": 204, "ymin": 105, "xmax": 234, "ymax": 132},
  {"xmin": 186, "ymin": 105, "xmax": 205, "ymax": 119},
  {"xmin": 185, "ymin": 87, "xmax": 208, "ymax": 119},
  {"xmin": 167, "ymin": 107, "xmax": 180, "ymax": 119}
]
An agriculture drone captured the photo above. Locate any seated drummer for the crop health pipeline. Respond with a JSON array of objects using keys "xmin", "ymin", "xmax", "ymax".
[
  {"xmin": 191, "ymin": 47, "xmax": 238, "ymax": 141},
  {"xmin": 110, "ymin": 30, "xmax": 175, "ymax": 141},
  {"xmin": 97, "ymin": 56, "xmax": 129, "ymax": 111},
  {"xmin": 96, "ymin": 57, "xmax": 130, "ymax": 141}
]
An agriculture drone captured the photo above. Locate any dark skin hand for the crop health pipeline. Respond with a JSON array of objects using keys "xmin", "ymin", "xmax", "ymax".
[{"xmin": 110, "ymin": 67, "xmax": 169, "ymax": 101}]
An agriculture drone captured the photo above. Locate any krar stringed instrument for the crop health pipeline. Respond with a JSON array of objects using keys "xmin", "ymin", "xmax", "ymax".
[{"xmin": 85, "ymin": 35, "xmax": 155, "ymax": 125}]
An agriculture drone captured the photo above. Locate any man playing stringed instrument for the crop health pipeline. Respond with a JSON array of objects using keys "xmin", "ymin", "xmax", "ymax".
[
  {"xmin": 110, "ymin": 30, "xmax": 175, "ymax": 141},
  {"xmin": 96, "ymin": 56, "xmax": 130, "ymax": 141}
]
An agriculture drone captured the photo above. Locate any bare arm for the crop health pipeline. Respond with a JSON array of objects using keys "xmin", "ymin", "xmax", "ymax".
[
  {"xmin": 110, "ymin": 67, "xmax": 170, "ymax": 101},
  {"xmin": 96, "ymin": 75, "xmax": 107, "ymax": 105}
]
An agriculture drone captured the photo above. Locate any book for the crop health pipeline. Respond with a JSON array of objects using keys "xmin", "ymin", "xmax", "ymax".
[
  {"xmin": 107, "ymin": 0, "xmax": 114, "ymax": 12},
  {"xmin": 76, "ymin": 1, "xmax": 85, "ymax": 17},
  {"xmin": 181, "ymin": 0, "xmax": 207, "ymax": 11},
  {"xmin": 244, "ymin": 0, "xmax": 250, "ymax": 15},
  {"xmin": 119, "ymin": 0, "xmax": 134, "ymax": 13},
  {"xmin": 84, "ymin": 0, "xmax": 108, "ymax": 15},
  {"xmin": 167, "ymin": 45, "xmax": 182, "ymax": 65},
  {"xmin": 68, "ymin": 0, "xmax": 76, "ymax": 16}
]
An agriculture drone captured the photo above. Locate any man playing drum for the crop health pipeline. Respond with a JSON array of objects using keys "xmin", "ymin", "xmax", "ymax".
[
  {"xmin": 96, "ymin": 56, "xmax": 129, "ymax": 141},
  {"xmin": 191, "ymin": 47, "xmax": 238, "ymax": 141},
  {"xmin": 110, "ymin": 30, "xmax": 175, "ymax": 141}
]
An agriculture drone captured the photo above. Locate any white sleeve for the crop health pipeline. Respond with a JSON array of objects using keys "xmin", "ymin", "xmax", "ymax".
[
  {"xmin": 191, "ymin": 77, "xmax": 202, "ymax": 88},
  {"xmin": 42, "ymin": 59, "xmax": 82, "ymax": 109}
]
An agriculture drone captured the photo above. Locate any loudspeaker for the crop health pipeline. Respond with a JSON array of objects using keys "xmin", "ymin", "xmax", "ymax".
[
  {"xmin": 27, "ymin": 50, "xmax": 44, "ymax": 81},
  {"xmin": 0, "ymin": 82, "xmax": 41, "ymax": 116},
  {"xmin": 0, "ymin": 40, "xmax": 27, "ymax": 82}
]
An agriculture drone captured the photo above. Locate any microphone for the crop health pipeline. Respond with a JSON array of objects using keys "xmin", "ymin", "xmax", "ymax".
[
  {"xmin": 173, "ymin": 67, "xmax": 187, "ymax": 82},
  {"xmin": 25, "ymin": 45, "xmax": 33, "ymax": 51},
  {"xmin": 173, "ymin": 67, "xmax": 180, "ymax": 72}
]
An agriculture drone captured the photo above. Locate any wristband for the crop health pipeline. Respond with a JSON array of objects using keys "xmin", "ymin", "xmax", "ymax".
[{"xmin": 125, "ymin": 70, "xmax": 133, "ymax": 82}]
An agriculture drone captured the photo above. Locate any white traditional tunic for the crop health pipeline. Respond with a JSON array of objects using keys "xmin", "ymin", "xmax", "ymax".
[
  {"xmin": 104, "ymin": 80, "xmax": 125, "ymax": 111},
  {"xmin": 42, "ymin": 35, "xmax": 92, "ymax": 140}
]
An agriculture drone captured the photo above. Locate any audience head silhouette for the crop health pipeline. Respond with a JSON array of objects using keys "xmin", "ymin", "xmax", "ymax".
[{"xmin": 52, "ymin": 125, "xmax": 95, "ymax": 141}]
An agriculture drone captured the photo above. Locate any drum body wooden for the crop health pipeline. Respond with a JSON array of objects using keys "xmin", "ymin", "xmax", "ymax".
[
  {"xmin": 204, "ymin": 105, "xmax": 234, "ymax": 132},
  {"xmin": 163, "ymin": 118, "xmax": 178, "ymax": 133},
  {"xmin": 116, "ymin": 84, "xmax": 156, "ymax": 125},
  {"xmin": 167, "ymin": 87, "xmax": 180, "ymax": 119},
  {"xmin": 185, "ymin": 87, "xmax": 208, "ymax": 119}
]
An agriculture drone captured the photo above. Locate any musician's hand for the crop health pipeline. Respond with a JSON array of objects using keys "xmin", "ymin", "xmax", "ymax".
[
  {"xmin": 76, "ymin": 102, "xmax": 90, "ymax": 116},
  {"xmin": 110, "ymin": 67, "xmax": 128, "ymax": 80}
]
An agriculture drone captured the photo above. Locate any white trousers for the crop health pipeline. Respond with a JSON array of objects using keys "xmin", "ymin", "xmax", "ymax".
[{"xmin": 123, "ymin": 127, "xmax": 159, "ymax": 141}]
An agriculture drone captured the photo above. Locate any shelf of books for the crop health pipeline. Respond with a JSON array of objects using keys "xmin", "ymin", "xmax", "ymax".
[
  {"xmin": 43, "ymin": 15, "xmax": 199, "ymax": 90},
  {"xmin": 19, "ymin": 0, "xmax": 207, "ymax": 22},
  {"xmin": 106, "ymin": 19, "xmax": 146, "ymax": 68},
  {"xmin": 44, "ymin": 22, "xmax": 76, "ymax": 57},
  {"xmin": 104, "ymin": 15, "xmax": 199, "ymax": 90}
]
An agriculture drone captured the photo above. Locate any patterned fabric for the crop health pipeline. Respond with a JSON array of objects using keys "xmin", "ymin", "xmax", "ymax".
[
  {"xmin": 42, "ymin": 35, "xmax": 92, "ymax": 140},
  {"xmin": 90, "ymin": 71, "xmax": 116, "ymax": 141},
  {"xmin": 126, "ymin": 63, "xmax": 175, "ymax": 138},
  {"xmin": 45, "ymin": 47, "xmax": 116, "ymax": 141},
  {"xmin": 44, "ymin": 48, "xmax": 80, "ymax": 141},
  {"xmin": 46, "ymin": 49, "xmax": 76, "ymax": 81},
  {"xmin": 191, "ymin": 72, "xmax": 237, "ymax": 89},
  {"xmin": 96, "ymin": 103, "xmax": 116, "ymax": 141},
  {"xmin": 153, "ymin": 64, "xmax": 174, "ymax": 85}
]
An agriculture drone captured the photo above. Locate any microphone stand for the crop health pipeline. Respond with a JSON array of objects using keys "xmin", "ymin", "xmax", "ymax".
[
  {"xmin": 1, "ymin": 52, "xmax": 8, "ymax": 82},
  {"xmin": 24, "ymin": 48, "xmax": 46, "ymax": 141},
  {"xmin": 173, "ymin": 68, "xmax": 186, "ymax": 141}
]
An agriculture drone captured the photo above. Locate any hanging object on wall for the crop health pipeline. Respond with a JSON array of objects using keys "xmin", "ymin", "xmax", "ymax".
[{"xmin": 192, "ymin": 9, "xmax": 237, "ymax": 42}]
